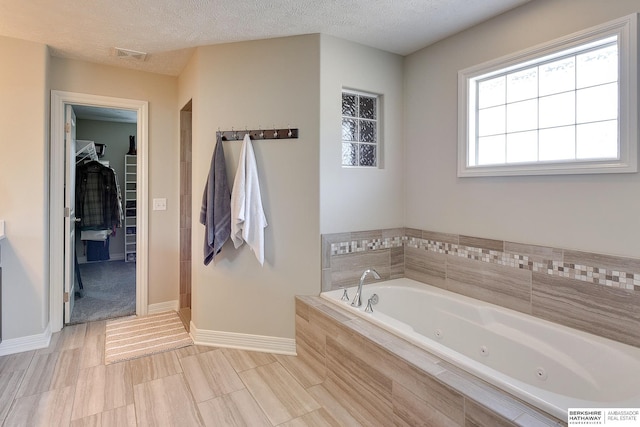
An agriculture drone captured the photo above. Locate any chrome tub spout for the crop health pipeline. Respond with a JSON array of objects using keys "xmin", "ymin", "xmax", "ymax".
[{"xmin": 351, "ymin": 269, "xmax": 381, "ymax": 307}]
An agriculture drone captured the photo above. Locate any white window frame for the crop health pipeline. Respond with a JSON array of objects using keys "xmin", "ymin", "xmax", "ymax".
[{"xmin": 457, "ymin": 14, "xmax": 638, "ymax": 177}]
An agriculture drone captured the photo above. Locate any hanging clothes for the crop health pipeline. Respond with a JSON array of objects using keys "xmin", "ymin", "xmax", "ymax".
[
  {"xmin": 200, "ymin": 135, "xmax": 232, "ymax": 265},
  {"xmin": 76, "ymin": 160, "xmax": 123, "ymax": 231},
  {"xmin": 231, "ymin": 134, "xmax": 267, "ymax": 265}
]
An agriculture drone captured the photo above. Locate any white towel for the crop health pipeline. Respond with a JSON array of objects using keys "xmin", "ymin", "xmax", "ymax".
[{"xmin": 231, "ymin": 134, "xmax": 267, "ymax": 265}]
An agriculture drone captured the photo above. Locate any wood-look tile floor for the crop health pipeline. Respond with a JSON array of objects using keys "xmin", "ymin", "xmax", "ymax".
[{"xmin": 0, "ymin": 321, "xmax": 362, "ymax": 427}]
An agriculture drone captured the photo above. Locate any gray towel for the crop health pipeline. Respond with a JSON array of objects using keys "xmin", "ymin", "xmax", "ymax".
[{"xmin": 200, "ymin": 136, "xmax": 231, "ymax": 265}]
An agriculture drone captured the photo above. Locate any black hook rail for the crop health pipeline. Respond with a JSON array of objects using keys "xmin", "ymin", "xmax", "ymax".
[{"xmin": 216, "ymin": 127, "xmax": 299, "ymax": 141}]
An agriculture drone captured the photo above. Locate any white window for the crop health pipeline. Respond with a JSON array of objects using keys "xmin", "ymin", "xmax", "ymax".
[
  {"xmin": 458, "ymin": 14, "xmax": 638, "ymax": 177},
  {"xmin": 342, "ymin": 89, "xmax": 379, "ymax": 167}
]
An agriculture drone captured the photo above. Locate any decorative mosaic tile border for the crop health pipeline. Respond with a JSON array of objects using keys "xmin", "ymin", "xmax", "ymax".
[
  {"xmin": 331, "ymin": 236, "xmax": 404, "ymax": 254},
  {"xmin": 331, "ymin": 235, "xmax": 640, "ymax": 291}
]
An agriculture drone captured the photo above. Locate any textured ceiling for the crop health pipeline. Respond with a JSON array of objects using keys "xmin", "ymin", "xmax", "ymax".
[{"xmin": 0, "ymin": 0, "xmax": 530, "ymax": 76}]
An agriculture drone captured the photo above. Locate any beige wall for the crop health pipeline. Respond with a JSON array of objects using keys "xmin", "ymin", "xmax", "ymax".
[
  {"xmin": 180, "ymin": 35, "xmax": 321, "ymax": 339},
  {"xmin": 0, "ymin": 36, "xmax": 50, "ymax": 339},
  {"xmin": 50, "ymin": 57, "xmax": 180, "ymax": 305},
  {"xmin": 404, "ymin": 0, "xmax": 640, "ymax": 258},
  {"xmin": 320, "ymin": 35, "xmax": 405, "ymax": 234}
]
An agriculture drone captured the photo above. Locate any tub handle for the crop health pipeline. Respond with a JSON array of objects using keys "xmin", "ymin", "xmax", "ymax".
[
  {"xmin": 340, "ymin": 287, "xmax": 350, "ymax": 302},
  {"xmin": 365, "ymin": 293, "xmax": 378, "ymax": 313}
]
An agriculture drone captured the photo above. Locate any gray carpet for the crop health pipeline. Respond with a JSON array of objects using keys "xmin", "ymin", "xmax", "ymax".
[{"xmin": 69, "ymin": 260, "xmax": 136, "ymax": 324}]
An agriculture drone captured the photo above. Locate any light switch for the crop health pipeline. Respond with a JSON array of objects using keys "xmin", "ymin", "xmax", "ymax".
[{"xmin": 153, "ymin": 198, "xmax": 167, "ymax": 211}]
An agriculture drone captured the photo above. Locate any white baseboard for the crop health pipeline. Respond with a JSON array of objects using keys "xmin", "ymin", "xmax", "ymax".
[
  {"xmin": 148, "ymin": 300, "xmax": 179, "ymax": 314},
  {"xmin": 190, "ymin": 322, "xmax": 296, "ymax": 355},
  {"xmin": 0, "ymin": 323, "xmax": 52, "ymax": 356}
]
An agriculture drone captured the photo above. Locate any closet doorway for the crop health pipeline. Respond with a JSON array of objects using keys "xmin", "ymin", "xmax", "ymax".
[
  {"xmin": 70, "ymin": 105, "xmax": 138, "ymax": 324},
  {"xmin": 50, "ymin": 90, "xmax": 149, "ymax": 333}
]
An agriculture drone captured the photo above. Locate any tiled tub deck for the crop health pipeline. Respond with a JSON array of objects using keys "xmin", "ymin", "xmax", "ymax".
[{"xmin": 295, "ymin": 295, "xmax": 565, "ymax": 427}]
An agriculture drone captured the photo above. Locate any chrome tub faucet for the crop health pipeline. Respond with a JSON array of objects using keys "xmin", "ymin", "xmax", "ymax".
[{"xmin": 351, "ymin": 268, "xmax": 381, "ymax": 307}]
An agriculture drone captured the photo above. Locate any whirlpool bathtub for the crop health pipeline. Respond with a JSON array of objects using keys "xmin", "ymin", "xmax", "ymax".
[{"xmin": 321, "ymin": 278, "xmax": 640, "ymax": 419}]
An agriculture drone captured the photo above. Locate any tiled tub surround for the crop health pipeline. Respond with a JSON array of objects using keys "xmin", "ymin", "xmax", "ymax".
[
  {"xmin": 321, "ymin": 279, "xmax": 640, "ymax": 420},
  {"xmin": 321, "ymin": 229, "xmax": 640, "ymax": 348},
  {"xmin": 295, "ymin": 295, "xmax": 565, "ymax": 426}
]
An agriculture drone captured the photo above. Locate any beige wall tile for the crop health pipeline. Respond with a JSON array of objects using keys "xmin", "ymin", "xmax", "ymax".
[
  {"xmin": 299, "ymin": 297, "xmax": 563, "ymax": 426},
  {"xmin": 321, "ymin": 268, "xmax": 333, "ymax": 292},
  {"xmin": 351, "ymin": 230, "xmax": 383, "ymax": 241},
  {"xmin": 390, "ymin": 246, "xmax": 404, "ymax": 279},
  {"xmin": 464, "ymin": 399, "xmax": 516, "ymax": 427},
  {"xmin": 564, "ymin": 249, "xmax": 640, "ymax": 274},
  {"xmin": 325, "ymin": 337, "xmax": 393, "ymax": 425},
  {"xmin": 322, "ymin": 232, "xmax": 353, "ymax": 245},
  {"xmin": 447, "ymin": 256, "xmax": 532, "ymax": 314},
  {"xmin": 532, "ymin": 272, "xmax": 640, "ymax": 347},
  {"xmin": 437, "ymin": 368, "xmax": 543, "ymax": 423},
  {"xmin": 504, "ymin": 242, "xmax": 563, "ymax": 264},
  {"xmin": 181, "ymin": 194, "xmax": 192, "ymax": 229},
  {"xmin": 180, "ymin": 232, "xmax": 191, "ymax": 262},
  {"xmin": 322, "ymin": 233, "xmax": 351, "ymax": 268},
  {"xmin": 404, "ymin": 246, "xmax": 447, "ymax": 288},
  {"xmin": 295, "ymin": 298, "xmax": 310, "ymax": 321},
  {"xmin": 308, "ymin": 304, "xmax": 356, "ymax": 338},
  {"xmin": 296, "ymin": 312, "xmax": 327, "ymax": 357},
  {"xmin": 393, "ymin": 364, "xmax": 464, "ymax": 425},
  {"xmin": 322, "ymin": 374, "xmax": 390, "ymax": 426},
  {"xmin": 382, "ymin": 227, "xmax": 405, "ymax": 239},
  {"xmin": 329, "ymin": 251, "xmax": 391, "ymax": 289},
  {"xmin": 405, "ymin": 228, "xmax": 423, "ymax": 239},
  {"xmin": 294, "ymin": 315, "xmax": 327, "ymax": 384},
  {"xmin": 392, "ymin": 382, "xmax": 461, "ymax": 427},
  {"xmin": 422, "ymin": 230, "xmax": 459, "ymax": 245},
  {"xmin": 343, "ymin": 318, "xmax": 396, "ymax": 346},
  {"xmin": 459, "ymin": 235, "xmax": 504, "ymax": 252}
]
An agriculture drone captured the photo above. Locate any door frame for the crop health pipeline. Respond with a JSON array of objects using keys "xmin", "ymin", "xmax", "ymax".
[{"xmin": 50, "ymin": 90, "xmax": 149, "ymax": 332}]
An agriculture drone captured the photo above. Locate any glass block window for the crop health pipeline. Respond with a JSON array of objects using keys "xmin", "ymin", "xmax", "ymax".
[
  {"xmin": 458, "ymin": 14, "xmax": 638, "ymax": 176},
  {"xmin": 342, "ymin": 90, "xmax": 379, "ymax": 167}
]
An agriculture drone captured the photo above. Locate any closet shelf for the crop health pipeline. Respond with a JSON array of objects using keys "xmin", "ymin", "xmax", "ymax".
[{"xmin": 76, "ymin": 140, "xmax": 99, "ymax": 164}]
